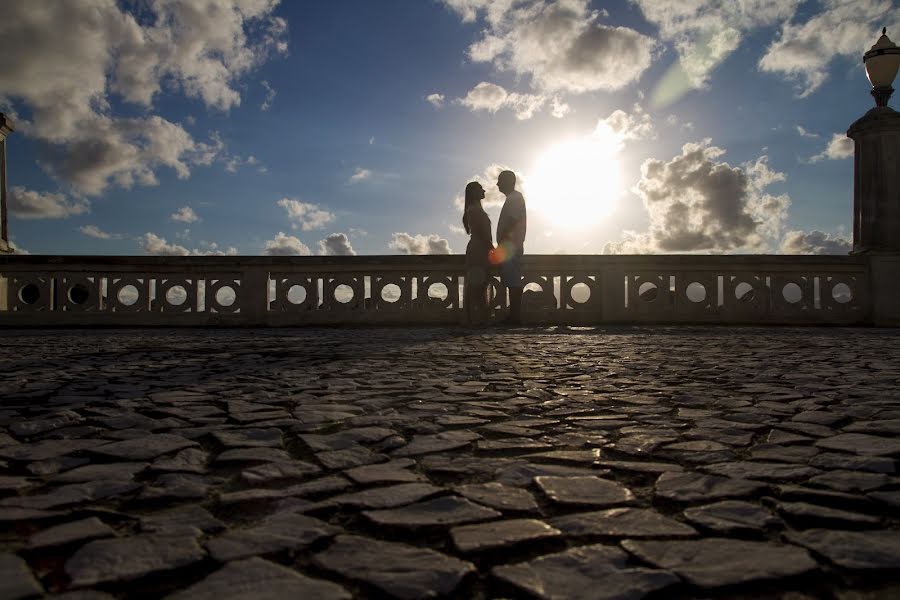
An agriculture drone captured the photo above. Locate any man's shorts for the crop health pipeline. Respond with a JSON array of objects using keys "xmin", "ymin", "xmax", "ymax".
[
  {"xmin": 466, "ymin": 265, "xmax": 487, "ymax": 285},
  {"xmin": 501, "ymin": 254, "xmax": 523, "ymax": 288}
]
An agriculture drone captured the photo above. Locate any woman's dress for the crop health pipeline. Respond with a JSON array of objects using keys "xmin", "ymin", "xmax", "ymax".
[{"xmin": 465, "ymin": 207, "xmax": 493, "ymax": 284}]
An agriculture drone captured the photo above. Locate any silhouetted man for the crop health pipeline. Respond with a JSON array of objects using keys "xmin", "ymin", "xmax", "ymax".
[{"xmin": 496, "ymin": 170, "xmax": 526, "ymax": 325}]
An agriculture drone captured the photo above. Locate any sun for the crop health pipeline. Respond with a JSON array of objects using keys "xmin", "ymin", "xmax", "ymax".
[{"xmin": 526, "ymin": 133, "xmax": 623, "ymax": 230}]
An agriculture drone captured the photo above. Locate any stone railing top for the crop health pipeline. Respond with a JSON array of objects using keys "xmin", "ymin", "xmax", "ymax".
[{"xmin": 0, "ymin": 253, "xmax": 869, "ymax": 270}]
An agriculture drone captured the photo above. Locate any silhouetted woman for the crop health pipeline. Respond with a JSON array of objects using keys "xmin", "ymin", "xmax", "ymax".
[{"xmin": 463, "ymin": 181, "xmax": 494, "ymax": 325}]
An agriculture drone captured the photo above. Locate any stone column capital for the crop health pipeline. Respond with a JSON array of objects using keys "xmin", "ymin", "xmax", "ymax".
[{"xmin": 848, "ymin": 106, "xmax": 900, "ymax": 138}]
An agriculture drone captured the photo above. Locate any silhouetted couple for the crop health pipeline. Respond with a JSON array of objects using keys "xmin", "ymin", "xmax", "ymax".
[{"xmin": 463, "ymin": 170, "xmax": 526, "ymax": 326}]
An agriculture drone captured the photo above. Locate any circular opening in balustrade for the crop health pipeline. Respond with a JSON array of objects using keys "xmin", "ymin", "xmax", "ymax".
[
  {"xmin": 570, "ymin": 282, "xmax": 590, "ymax": 304},
  {"xmin": 686, "ymin": 282, "xmax": 706, "ymax": 303},
  {"xmin": 638, "ymin": 281, "xmax": 658, "ymax": 301},
  {"xmin": 166, "ymin": 286, "xmax": 188, "ymax": 306},
  {"xmin": 19, "ymin": 284, "xmax": 40, "ymax": 305},
  {"xmin": 832, "ymin": 282, "xmax": 852, "ymax": 304},
  {"xmin": 734, "ymin": 282, "xmax": 755, "ymax": 302},
  {"xmin": 334, "ymin": 284, "xmax": 354, "ymax": 304},
  {"xmin": 215, "ymin": 286, "xmax": 236, "ymax": 306},
  {"xmin": 287, "ymin": 285, "xmax": 307, "ymax": 304},
  {"xmin": 782, "ymin": 282, "xmax": 802, "ymax": 304},
  {"xmin": 68, "ymin": 283, "xmax": 90, "ymax": 305},
  {"xmin": 427, "ymin": 282, "xmax": 448, "ymax": 301},
  {"xmin": 381, "ymin": 283, "xmax": 401, "ymax": 303},
  {"xmin": 117, "ymin": 285, "xmax": 139, "ymax": 306}
]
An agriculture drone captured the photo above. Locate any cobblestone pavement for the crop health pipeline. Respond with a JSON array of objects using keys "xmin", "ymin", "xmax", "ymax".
[{"xmin": 0, "ymin": 327, "xmax": 899, "ymax": 599}]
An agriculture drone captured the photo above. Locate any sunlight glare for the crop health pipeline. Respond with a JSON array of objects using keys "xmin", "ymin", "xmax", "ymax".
[{"xmin": 527, "ymin": 131, "xmax": 623, "ymax": 230}]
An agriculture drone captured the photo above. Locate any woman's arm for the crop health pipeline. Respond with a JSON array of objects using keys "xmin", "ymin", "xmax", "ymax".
[{"xmin": 475, "ymin": 210, "xmax": 494, "ymax": 246}]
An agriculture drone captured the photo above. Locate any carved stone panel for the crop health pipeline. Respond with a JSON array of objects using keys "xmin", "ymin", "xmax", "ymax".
[
  {"xmin": 8, "ymin": 273, "xmax": 53, "ymax": 312},
  {"xmin": 561, "ymin": 274, "xmax": 599, "ymax": 311},
  {"xmin": 628, "ymin": 273, "xmax": 674, "ymax": 313},
  {"xmin": 271, "ymin": 275, "xmax": 319, "ymax": 311},
  {"xmin": 156, "ymin": 277, "xmax": 198, "ymax": 312},
  {"xmin": 723, "ymin": 274, "xmax": 769, "ymax": 316},
  {"xmin": 373, "ymin": 275, "xmax": 412, "ymax": 311},
  {"xmin": 772, "ymin": 274, "xmax": 814, "ymax": 314},
  {"xmin": 205, "ymin": 277, "xmax": 242, "ymax": 313},
  {"xmin": 674, "ymin": 273, "xmax": 717, "ymax": 314},
  {"xmin": 109, "ymin": 277, "xmax": 150, "ymax": 312},
  {"xmin": 820, "ymin": 274, "xmax": 866, "ymax": 315},
  {"xmin": 57, "ymin": 275, "xmax": 102, "ymax": 312},
  {"xmin": 521, "ymin": 274, "xmax": 556, "ymax": 311},
  {"xmin": 419, "ymin": 274, "xmax": 457, "ymax": 311},
  {"xmin": 323, "ymin": 275, "xmax": 364, "ymax": 311}
]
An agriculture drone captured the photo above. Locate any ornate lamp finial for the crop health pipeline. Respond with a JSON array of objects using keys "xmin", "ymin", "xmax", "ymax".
[{"xmin": 864, "ymin": 28, "xmax": 900, "ymax": 107}]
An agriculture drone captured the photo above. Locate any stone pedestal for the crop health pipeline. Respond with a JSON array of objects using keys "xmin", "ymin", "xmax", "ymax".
[
  {"xmin": 868, "ymin": 254, "xmax": 900, "ymax": 326},
  {"xmin": 847, "ymin": 107, "xmax": 900, "ymax": 253},
  {"xmin": 848, "ymin": 106, "xmax": 900, "ymax": 325}
]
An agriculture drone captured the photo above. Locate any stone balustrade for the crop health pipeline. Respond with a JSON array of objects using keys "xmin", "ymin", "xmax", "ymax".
[{"xmin": 0, "ymin": 254, "xmax": 877, "ymax": 326}]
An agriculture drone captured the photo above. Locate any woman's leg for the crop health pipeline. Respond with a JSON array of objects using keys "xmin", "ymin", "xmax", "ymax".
[
  {"xmin": 474, "ymin": 282, "xmax": 489, "ymax": 324},
  {"xmin": 464, "ymin": 280, "xmax": 474, "ymax": 325}
]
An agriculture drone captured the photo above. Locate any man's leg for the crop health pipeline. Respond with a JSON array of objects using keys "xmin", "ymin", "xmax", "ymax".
[{"xmin": 508, "ymin": 286, "xmax": 523, "ymax": 324}]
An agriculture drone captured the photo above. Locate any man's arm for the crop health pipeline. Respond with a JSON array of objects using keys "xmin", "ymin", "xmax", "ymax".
[{"xmin": 501, "ymin": 197, "xmax": 526, "ymax": 246}]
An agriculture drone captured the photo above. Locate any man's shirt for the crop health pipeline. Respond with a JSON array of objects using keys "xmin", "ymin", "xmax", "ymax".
[{"xmin": 497, "ymin": 190, "xmax": 527, "ymax": 249}]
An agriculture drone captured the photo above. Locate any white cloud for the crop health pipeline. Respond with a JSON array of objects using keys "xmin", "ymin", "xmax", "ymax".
[
  {"xmin": 441, "ymin": 0, "xmax": 499, "ymax": 23},
  {"xmin": 810, "ymin": 133, "xmax": 854, "ymax": 163},
  {"xmin": 426, "ymin": 93, "xmax": 445, "ymax": 107},
  {"xmin": 459, "ymin": 82, "xmax": 507, "ymax": 112},
  {"xmin": 261, "ymin": 80, "xmax": 276, "ymax": 111},
  {"xmin": 0, "ymin": 1, "xmax": 286, "ymax": 196},
  {"xmin": 223, "ymin": 153, "xmax": 263, "ymax": 173},
  {"xmin": 79, "ymin": 225, "xmax": 119, "ymax": 239},
  {"xmin": 263, "ymin": 231, "xmax": 312, "ymax": 256},
  {"xmin": 170, "ymin": 206, "xmax": 200, "ymax": 223},
  {"xmin": 605, "ymin": 140, "xmax": 790, "ymax": 253},
  {"xmin": 318, "ymin": 232, "xmax": 356, "ymax": 256},
  {"xmin": 459, "ymin": 82, "xmax": 557, "ymax": 120},
  {"xmin": 780, "ymin": 230, "xmax": 851, "ymax": 255},
  {"xmin": 759, "ymin": 0, "xmax": 899, "ymax": 97},
  {"xmin": 37, "ymin": 116, "xmax": 224, "ymax": 197},
  {"xmin": 445, "ymin": 0, "xmax": 654, "ymax": 94},
  {"xmin": 389, "ymin": 232, "xmax": 452, "ymax": 254},
  {"xmin": 141, "ymin": 232, "xmax": 236, "ymax": 256},
  {"xmin": 349, "ymin": 168, "xmax": 372, "ymax": 183},
  {"xmin": 195, "ymin": 242, "xmax": 238, "ymax": 256},
  {"xmin": 636, "ymin": 0, "xmax": 801, "ymax": 89},
  {"xmin": 8, "ymin": 186, "xmax": 89, "ymax": 219},
  {"xmin": 277, "ymin": 198, "xmax": 335, "ymax": 231},
  {"xmin": 666, "ymin": 114, "xmax": 695, "ymax": 130},
  {"xmin": 449, "ymin": 224, "xmax": 467, "ymax": 235},
  {"xmin": 594, "ymin": 105, "xmax": 655, "ymax": 145},
  {"xmin": 141, "ymin": 232, "xmax": 189, "ymax": 256},
  {"xmin": 796, "ymin": 126, "xmax": 820, "ymax": 139},
  {"xmin": 550, "ymin": 97, "xmax": 571, "ymax": 118}
]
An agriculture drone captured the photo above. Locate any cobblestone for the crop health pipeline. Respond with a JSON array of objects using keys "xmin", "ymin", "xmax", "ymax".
[{"xmin": 1, "ymin": 326, "xmax": 899, "ymax": 598}]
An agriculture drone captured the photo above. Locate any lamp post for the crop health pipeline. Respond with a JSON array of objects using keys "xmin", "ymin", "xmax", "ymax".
[
  {"xmin": 847, "ymin": 29, "xmax": 900, "ymax": 255},
  {"xmin": 0, "ymin": 113, "xmax": 13, "ymax": 254},
  {"xmin": 849, "ymin": 29, "xmax": 900, "ymax": 325}
]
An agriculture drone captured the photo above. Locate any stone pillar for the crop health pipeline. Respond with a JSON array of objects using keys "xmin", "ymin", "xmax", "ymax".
[
  {"xmin": 848, "ymin": 107, "xmax": 900, "ymax": 325},
  {"xmin": 0, "ymin": 113, "xmax": 14, "ymax": 255},
  {"xmin": 847, "ymin": 107, "xmax": 900, "ymax": 253}
]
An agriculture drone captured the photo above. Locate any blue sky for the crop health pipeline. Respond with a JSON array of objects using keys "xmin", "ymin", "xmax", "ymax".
[{"xmin": 2, "ymin": 0, "xmax": 897, "ymax": 256}]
